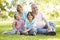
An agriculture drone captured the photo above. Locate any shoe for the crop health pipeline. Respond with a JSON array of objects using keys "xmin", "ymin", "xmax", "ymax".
[
  {"xmin": 44, "ymin": 31, "xmax": 56, "ymax": 36},
  {"xmin": 17, "ymin": 31, "xmax": 20, "ymax": 35},
  {"xmin": 33, "ymin": 32, "xmax": 36, "ymax": 36},
  {"xmin": 28, "ymin": 32, "xmax": 36, "ymax": 36}
]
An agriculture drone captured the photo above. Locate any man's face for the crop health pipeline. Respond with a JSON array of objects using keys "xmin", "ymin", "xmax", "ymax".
[{"xmin": 31, "ymin": 5, "xmax": 38, "ymax": 12}]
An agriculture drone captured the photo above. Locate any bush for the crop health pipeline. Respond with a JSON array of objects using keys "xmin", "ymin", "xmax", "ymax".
[
  {"xmin": 0, "ymin": 11, "xmax": 9, "ymax": 19},
  {"xmin": 9, "ymin": 12, "xmax": 15, "ymax": 17}
]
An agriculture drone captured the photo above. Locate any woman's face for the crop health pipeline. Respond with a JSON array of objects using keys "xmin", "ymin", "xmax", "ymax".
[
  {"xmin": 17, "ymin": 6, "xmax": 23, "ymax": 13},
  {"xmin": 28, "ymin": 13, "xmax": 33, "ymax": 21}
]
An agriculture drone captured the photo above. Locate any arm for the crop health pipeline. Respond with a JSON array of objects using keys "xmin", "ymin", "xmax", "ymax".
[
  {"xmin": 25, "ymin": 20, "xmax": 36, "ymax": 31},
  {"xmin": 42, "ymin": 14, "xmax": 52, "ymax": 31},
  {"xmin": 27, "ymin": 23, "xmax": 36, "ymax": 31},
  {"xmin": 12, "ymin": 22, "xmax": 16, "ymax": 29},
  {"xmin": 24, "ymin": 24, "xmax": 36, "ymax": 32},
  {"xmin": 43, "ymin": 18, "xmax": 52, "ymax": 30},
  {"xmin": 23, "ymin": 25, "xmax": 32, "ymax": 32}
]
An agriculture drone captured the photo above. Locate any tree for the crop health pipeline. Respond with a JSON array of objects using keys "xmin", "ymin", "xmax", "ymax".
[{"xmin": 0, "ymin": 0, "xmax": 9, "ymax": 10}]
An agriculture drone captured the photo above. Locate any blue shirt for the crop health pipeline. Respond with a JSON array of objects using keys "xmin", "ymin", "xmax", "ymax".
[
  {"xmin": 25, "ymin": 19, "xmax": 36, "ymax": 29},
  {"xmin": 16, "ymin": 11, "xmax": 27, "ymax": 22}
]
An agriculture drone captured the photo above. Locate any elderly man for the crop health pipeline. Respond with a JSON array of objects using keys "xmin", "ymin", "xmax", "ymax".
[{"xmin": 31, "ymin": 3, "xmax": 56, "ymax": 35}]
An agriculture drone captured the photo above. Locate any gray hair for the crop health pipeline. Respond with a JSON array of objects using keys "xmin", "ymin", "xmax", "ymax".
[{"xmin": 31, "ymin": 3, "xmax": 38, "ymax": 8}]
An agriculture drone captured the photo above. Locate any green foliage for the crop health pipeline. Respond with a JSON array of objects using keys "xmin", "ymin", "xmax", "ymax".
[
  {"xmin": 0, "ymin": 0, "xmax": 60, "ymax": 20},
  {"xmin": 46, "ymin": 10, "xmax": 60, "ymax": 20},
  {"xmin": 0, "ymin": 0, "xmax": 9, "ymax": 10},
  {"xmin": 9, "ymin": 12, "xmax": 15, "ymax": 17},
  {"xmin": 0, "ymin": 11, "xmax": 8, "ymax": 19}
]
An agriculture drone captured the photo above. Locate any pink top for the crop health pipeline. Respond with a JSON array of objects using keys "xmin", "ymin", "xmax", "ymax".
[
  {"xmin": 14, "ymin": 20, "xmax": 24, "ymax": 29},
  {"xmin": 34, "ymin": 11, "xmax": 46, "ymax": 28}
]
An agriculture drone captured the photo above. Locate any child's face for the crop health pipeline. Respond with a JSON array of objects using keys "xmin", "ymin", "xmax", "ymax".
[
  {"xmin": 28, "ymin": 13, "xmax": 33, "ymax": 21},
  {"xmin": 15, "ymin": 15, "xmax": 20, "ymax": 20}
]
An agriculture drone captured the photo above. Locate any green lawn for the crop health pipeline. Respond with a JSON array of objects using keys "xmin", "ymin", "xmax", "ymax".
[{"xmin": 0, "ymin": 21, "xmax": 60, "ymax": 40}]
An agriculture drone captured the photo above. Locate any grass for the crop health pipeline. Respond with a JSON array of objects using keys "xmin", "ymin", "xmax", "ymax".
[{"xmin": 0, "ymin": 21, "xmax": 60, "ymax": 40}]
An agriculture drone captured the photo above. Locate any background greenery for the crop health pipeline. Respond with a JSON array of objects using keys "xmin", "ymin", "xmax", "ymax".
[
  {"xmin": 0, "ymin": 0, "xmax": 60, "ymax": 40},
  {"xmin": 0, "ymin": 0, "xmax": 60, "ymax": 20}
]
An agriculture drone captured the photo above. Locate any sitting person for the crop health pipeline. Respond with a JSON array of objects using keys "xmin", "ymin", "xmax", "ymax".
[
  {"xmin": 3, "ymin": 14, "xmax": 25, "ymax": 34},
  {"xmin": 31, "ymin": 3, "xmax": 56, "ymax": 35},
  {"xmin": 16, "ymin": 5, "xmax": 27, "ymax": 22},
  {"xmin": 23, "ymin": 12, "xmax": 37, "ymax": 36}
]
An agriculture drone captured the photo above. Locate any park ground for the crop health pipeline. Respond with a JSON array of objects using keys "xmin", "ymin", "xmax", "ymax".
[{"xmin": 0, "ymin": 20, "xmax": 60, "ymax": 40}]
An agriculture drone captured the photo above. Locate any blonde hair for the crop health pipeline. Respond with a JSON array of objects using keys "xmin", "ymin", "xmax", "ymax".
[{"xmin": 17, "ymin": 5, "xmax": 23, "ymax": 12}]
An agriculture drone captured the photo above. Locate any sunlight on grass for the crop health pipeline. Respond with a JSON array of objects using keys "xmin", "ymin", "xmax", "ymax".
[{"xmin": 0, "ymin": 21, "xmax": 60, "ymax": 40}]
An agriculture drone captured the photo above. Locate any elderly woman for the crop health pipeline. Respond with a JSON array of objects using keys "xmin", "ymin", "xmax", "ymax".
[{"xmin": 31, "ymin": 4, "xmax": 56, "ymax": 35}]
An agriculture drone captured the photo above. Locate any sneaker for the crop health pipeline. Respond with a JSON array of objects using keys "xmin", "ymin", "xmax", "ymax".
[
  {"xmin": 44, "ymin": 31, "xmax": 56, "ymax": 36},
  {"xmin": 33, "ymin": 32, "xmax": 36, "ymax": 36},
  {"xmin": 17, "ymin": 31, "xmax": 20, "ymax": 35},
  {"xmin": 2, "ymin": 30, "xmax": 9, "ymax": 34}
]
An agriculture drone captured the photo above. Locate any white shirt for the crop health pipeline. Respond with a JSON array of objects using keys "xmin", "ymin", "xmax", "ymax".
[{"xmin": 34, "ymin": 11, "xmax": 46, "ymax": 28}]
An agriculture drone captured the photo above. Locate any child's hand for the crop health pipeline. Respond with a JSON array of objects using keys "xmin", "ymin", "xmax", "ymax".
[
  {"xmin": 23, "ymin": 30, "xmax": 28, "ymax": 35},
  {"xmin": 24, "ymin": 30, "xmax": 28, "ymax": 33}
]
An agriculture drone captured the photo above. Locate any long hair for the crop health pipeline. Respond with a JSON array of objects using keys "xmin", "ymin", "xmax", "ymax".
[
  {"xmin": 14, "ymin": 14, "xmax": 16, "ymax": 19},
  {"xmin": 27, "ymin": 12, "xmax": 34, "ymax": 20},
  {"xmin": 17, "ymin": 5, "xmax": 23, "ymax": 12}
]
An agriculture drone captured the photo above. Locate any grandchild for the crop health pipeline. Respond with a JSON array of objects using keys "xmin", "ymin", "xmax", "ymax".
[
  {"xmin": 24, "ymin": 12, "xmax": 37, "ymax": 35},
  {"xmin": 3, "ymin": 14, "xmax": 25, "ymax": 34}
]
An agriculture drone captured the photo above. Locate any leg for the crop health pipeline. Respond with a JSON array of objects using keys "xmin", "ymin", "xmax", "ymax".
[
  {"xmin": 49, "ymin": 22, "xmax": 55, "ymax": 31},
  {"xmin": 37, "ymin": 28, "xmax": 48, "ymax": 34},
  {"xmin": 28, "ymin": 28, "xmax": 37, "ymax": 35},
  {"xmin": 37, "ymin": 22, "xmax": 55, "ymax": 34},
  {"xmin": 3, "ymin": 28, "xmax": 16, "ymax": 34},
  {"xmin": 43, "ymin": 22, "xmax": 56, "ymax": 35},
  {"xmin": 44, "ymin": 22, "xmax": 55, "ymax": 31},
  {"xmin": 17, "ymin": 30, "xmax": 20, "ymax": 34},
  {"xmin": 19, "ymin": 29, "xmax": 24, "ymax": 35}
]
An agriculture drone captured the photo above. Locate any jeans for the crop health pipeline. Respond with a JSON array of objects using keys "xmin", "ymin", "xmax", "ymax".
[
  {"xmin": 28, "ymin": 28, "xmax": 37, "ymax": 35},
  {"xmin": 3, "ymin": 28, "xmax": 24, "ymax": 34},
  {"xmin": 37, "ymin": 22, "xmax": 55, "ymax": 34}
]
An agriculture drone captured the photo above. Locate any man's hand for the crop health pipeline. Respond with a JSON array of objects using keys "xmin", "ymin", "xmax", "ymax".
[{"xmin": 48, "ymin": 26, "xmax": 52, "ymax": 32}]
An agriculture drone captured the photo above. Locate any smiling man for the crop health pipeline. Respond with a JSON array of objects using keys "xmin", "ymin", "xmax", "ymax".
[{"xmin": 31, "ymin": 3, "xmax": 56, "ymax": 35}]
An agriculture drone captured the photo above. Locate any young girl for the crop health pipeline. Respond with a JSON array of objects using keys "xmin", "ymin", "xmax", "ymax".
[
  {"xmin": 24, "ymin": 12, "xmax": 37, "ymax": 35},
  {"xmin": 3, "ymin": 14, "xmax": 25, "ymax": 34}
]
